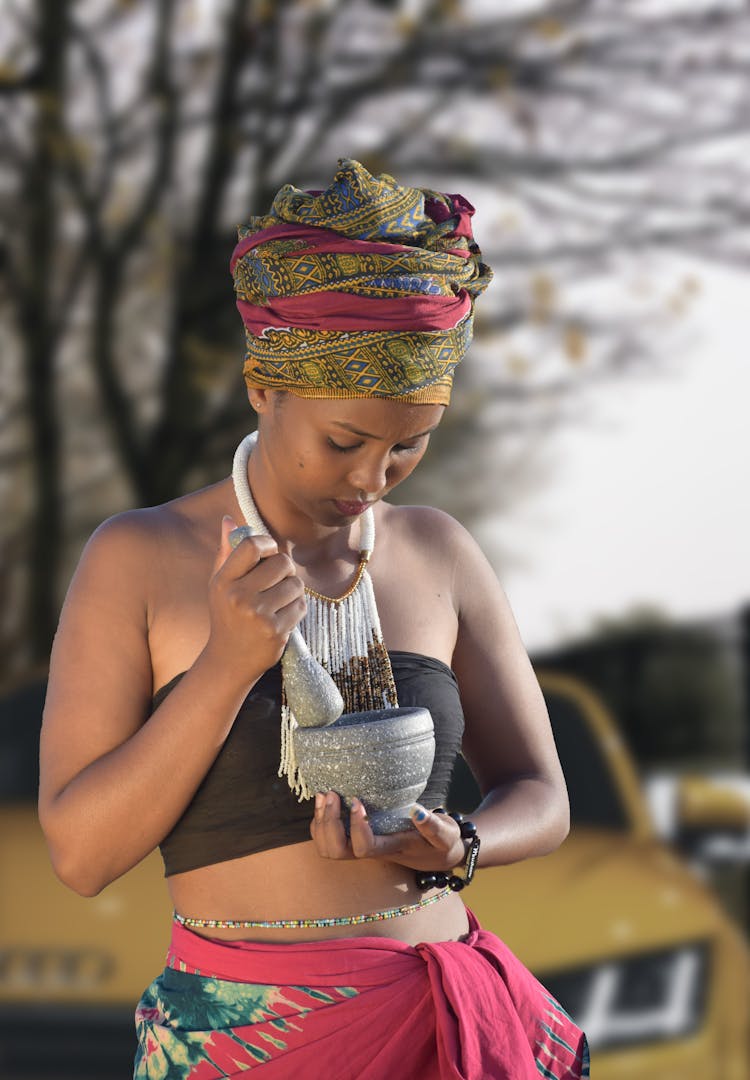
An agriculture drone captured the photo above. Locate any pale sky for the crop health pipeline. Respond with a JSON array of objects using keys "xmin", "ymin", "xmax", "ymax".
[{"xmin": 484, "ymin": 260, "xmax": 750, "ymax": 653}]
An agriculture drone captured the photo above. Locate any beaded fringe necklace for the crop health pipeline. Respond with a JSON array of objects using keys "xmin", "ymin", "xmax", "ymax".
[{"xmin": 232, "ymin": 432, "xmax": 398, "ymax": 799}]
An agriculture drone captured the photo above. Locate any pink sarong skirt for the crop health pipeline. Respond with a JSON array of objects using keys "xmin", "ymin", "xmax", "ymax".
[{"xmin": 134, "ymin": 910, "xmax": 589, "ymax": 1079}]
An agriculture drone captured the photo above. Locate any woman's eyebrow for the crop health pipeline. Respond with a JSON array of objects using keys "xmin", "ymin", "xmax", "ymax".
[{"xmin": 331, "ymin": 421, "xmax": 439, "ymax": 439}]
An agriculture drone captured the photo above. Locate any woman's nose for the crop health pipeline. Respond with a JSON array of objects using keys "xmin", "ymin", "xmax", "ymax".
[{"xmin": 346, "ymin": 454, "xmax": 389, "ymax": 497}]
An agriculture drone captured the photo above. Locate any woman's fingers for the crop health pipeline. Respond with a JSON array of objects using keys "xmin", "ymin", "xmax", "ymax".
[
  {"xmin": 407, "ymin": 804, "xmax": 461, "ymax": 852},
  {"xmin": 348, "ymin": 798, "xmax": 376, "ymax": 858},
  {"xmin": 310, "ymin": 791, "xmax": 351, "ymax": 860},
  {"xmin": 309, "ymin": 794, "xmax": 377, "ymax": 861},
  {"xmin": 219, "ymin": 528, "xmax": 305, "ymax": 623},
  {"xmin": 349, "ymin": 801, "xmax": 465, "ymax": 867},
  {"xmin": 214, "ymin": 516, "xmax": 277, "ymax": 576},
  {"xmin": 310, "ymin": 795, "xmax": 466, "ymax": 869},
  {"xmin": 206, "ymin": 518, "xmax": 306, "ymax": 673},
  {"xmin": 217, "ymin": 535, "xmax": 284, "ymax": 585},
  {"xmin": 407, "ymin": 804, "xmax": 467, "ymax": 867},
  {"xmin": 213, "ymin": 518, "xmax": 303, "ymax": 610},
  {"xmin": 214, "ymin": 515, "xmax": 240, "ymax": 573}
]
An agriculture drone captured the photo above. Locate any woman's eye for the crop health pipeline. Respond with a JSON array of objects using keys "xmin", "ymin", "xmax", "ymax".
[
  {"xmin": 327, "ymin": 436, "xmax": 425, "ymax": 454},
  {"xmin": 327, "ymin": 438, "xmax": 360, "ymax": 453}
]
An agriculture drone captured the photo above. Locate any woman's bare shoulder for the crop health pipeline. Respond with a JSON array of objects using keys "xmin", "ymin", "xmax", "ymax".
[
  {"xmin": 86, "ymin": 503, "xmax": 171, "ymax": 553},
  {"xmin": 378, "ymin": 501, "xmax": 487, "ymax": 573},
  {"xmin": 378, "ymin": 501, "xmax": 471, "ymax": 548},
  {"xmin": 54, "ymin": 489, "xmax": 222, "ymax": 663},
  {"xmin": 46, "ymin": 487, "xmax": 225, "ymax": 725},
  {"xmin": 82, "ymin": 480, "xmax": 227, "ymax": 568}
]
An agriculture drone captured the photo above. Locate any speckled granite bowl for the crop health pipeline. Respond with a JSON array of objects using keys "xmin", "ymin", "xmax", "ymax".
[{"xmin": 293, "ymin": 707, "xmax": 435, "ymax": 834}]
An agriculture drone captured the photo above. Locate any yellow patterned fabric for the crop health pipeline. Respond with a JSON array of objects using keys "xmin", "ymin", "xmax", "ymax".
[
  {"xmin": 230, "ymin": 159, "xmax": 492, "ymax": 403},
  {"xmin": 232, "ymin": 243, "xmax": 478, "ymax": 302},
  {"xmin": 239, "ymin": 324, "xmax": 472, "ymax": 404}
]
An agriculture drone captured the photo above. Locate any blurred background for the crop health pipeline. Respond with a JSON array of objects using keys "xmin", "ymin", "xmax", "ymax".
[{"xmin": 1, "ymin": 0, "xmax": 749, "ymax": 1077}]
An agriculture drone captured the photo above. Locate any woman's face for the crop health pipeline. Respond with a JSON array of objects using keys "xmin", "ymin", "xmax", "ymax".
[{"xmin": 251, "ymin": 390, "xmax": 445, "ymax": 528}]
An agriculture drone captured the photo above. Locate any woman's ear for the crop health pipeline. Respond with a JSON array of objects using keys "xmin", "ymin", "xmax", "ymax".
[{"xmin": 247, "ymin": 388, "xmax": 271, "ymax": 414}]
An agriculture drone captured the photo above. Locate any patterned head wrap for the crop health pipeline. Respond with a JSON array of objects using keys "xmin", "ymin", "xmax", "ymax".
[{"xmin": 230, "ymin": 158, "xmax": 492, "ymax": 404}]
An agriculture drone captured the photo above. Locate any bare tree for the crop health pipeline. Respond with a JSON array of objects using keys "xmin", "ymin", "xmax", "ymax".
[{"xmin": 1, "ymin": 0, "xmax": 748, "ymax": 678}]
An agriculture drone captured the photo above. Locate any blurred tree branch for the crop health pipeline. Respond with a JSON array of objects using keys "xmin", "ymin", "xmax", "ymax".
[
  {"xmin": 0, "ymin": 0, "xmax": 748, "ymax": 678},
  {"xmin": 13, "ymin": 0, "xmax": 70, "ymax": 661}
]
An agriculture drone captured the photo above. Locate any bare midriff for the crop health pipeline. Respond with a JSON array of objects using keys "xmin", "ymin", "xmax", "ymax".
[{"xmin": 167, "ymin": 840, "xmax": 470, "ymax": 945}]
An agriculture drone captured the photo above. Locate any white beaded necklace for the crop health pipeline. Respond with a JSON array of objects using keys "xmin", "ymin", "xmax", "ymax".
[{"xmin": 232, "ymin": 431, "xmax": 398, "ymax": 798}]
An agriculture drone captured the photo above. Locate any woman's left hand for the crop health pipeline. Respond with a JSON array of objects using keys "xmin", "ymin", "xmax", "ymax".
[{"xmin": 310, "ymin": 792, "xmax": 466, "ymax": 870}]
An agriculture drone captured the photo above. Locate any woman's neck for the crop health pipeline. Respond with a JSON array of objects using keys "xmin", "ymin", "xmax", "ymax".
[{"xmin": 240, "ymin": 449, "xmax": 360, "ymax": 569}]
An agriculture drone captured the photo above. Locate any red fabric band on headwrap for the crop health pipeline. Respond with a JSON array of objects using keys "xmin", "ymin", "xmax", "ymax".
[{"xmin": 235, "ymin": 293, "xmax": 471, "ymax": 335}]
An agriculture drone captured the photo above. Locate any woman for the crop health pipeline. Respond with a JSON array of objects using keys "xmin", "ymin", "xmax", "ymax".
[{"xmin": 39, "ymin": 159, "xmax": 589, "ymax": 1078}]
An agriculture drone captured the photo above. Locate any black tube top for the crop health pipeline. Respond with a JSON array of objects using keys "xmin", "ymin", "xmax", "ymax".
[{"xmin": 153, "ymin": 651, "xmax": 465, "ymax": 876}]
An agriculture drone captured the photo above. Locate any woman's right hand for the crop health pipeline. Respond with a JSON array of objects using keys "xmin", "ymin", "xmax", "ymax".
[{"xmin": 204, "ymin": 516, "xmax": 307, "ymax": 675}]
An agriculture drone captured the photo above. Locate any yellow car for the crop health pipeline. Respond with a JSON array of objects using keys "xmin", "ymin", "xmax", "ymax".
[
  {"xmin": 459, "ymin": 673, "xmax": 750, "ymax": 1080},
  {"xmin": 0, "ymin": 672, "xmax": 748, "ymax": 1077}
]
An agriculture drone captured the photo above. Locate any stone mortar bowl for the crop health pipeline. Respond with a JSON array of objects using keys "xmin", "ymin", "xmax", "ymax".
[{"xmin": 293, "ymin": 706, "xmax": 435, "ymax": 834}]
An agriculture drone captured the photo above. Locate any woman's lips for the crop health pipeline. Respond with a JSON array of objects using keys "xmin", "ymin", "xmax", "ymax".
[{"xmin": 333, "ymin": 500, "xmax": 370, "ymax": 516}]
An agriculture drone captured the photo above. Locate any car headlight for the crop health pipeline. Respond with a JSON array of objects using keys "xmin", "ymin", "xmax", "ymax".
[{"xmin": 540, "ymin": 943, "xmax": 709, "ymax": 1052}]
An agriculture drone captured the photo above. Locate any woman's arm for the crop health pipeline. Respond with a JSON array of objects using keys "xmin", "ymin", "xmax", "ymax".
[
  {"xmin": 39, "ymin": 512, "xmax": 305, "ymax": 897},
  {"xmin": 451, "ymin": 522, "xmax": 570, "ymax": 866}
]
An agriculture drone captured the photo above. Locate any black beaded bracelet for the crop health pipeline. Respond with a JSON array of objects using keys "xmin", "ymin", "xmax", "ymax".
[{"xmin": 415, "ymin": 810, "xmax": 481, "ymax": 892}]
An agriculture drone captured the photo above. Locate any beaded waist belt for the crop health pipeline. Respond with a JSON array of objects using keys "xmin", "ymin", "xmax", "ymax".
[{"xmin": 174, "ymin": 886, "xmax": 451, "ymax": 931}]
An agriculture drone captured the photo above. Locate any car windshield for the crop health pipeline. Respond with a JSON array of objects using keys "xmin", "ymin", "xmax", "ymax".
[
  {"xmin": 545, "ymin": 689, "xmax": 630, "ymax": 829},
  {"xmin": 448, "ymin": 687, "xmax": 631, "ymax": 831}
]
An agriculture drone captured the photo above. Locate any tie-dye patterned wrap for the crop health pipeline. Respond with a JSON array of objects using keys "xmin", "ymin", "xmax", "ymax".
[
  {"xmin": 134, "ymin": 911, "xmax": 589, "ymax": 1079},
  {"xmin": 230, "ymin": 158, "xmax": 493, "ymax": 404}
]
